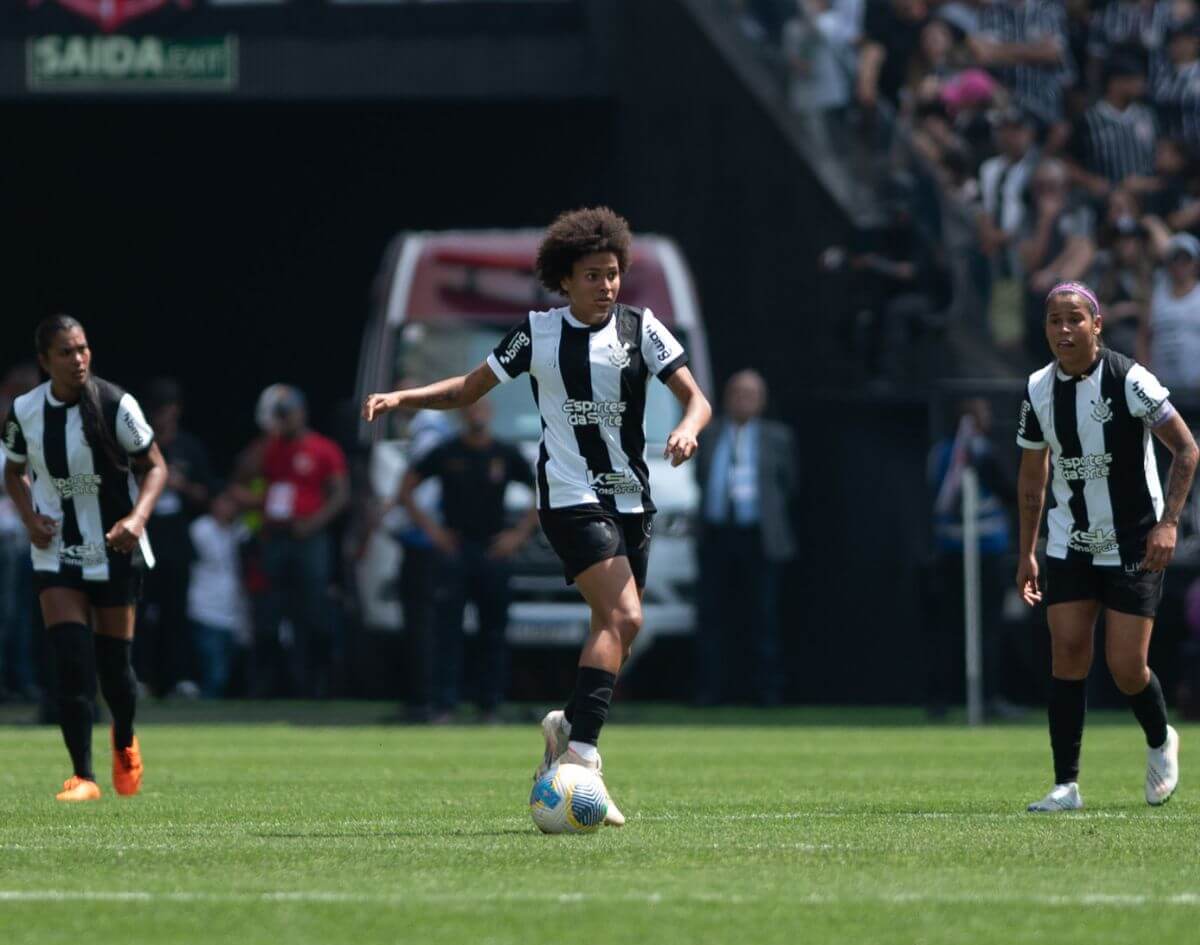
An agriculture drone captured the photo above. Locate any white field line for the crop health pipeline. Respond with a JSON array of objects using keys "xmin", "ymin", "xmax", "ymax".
[{"xmin": 0, "ymin": 890, "xmax": 1198, "ymax": 908}]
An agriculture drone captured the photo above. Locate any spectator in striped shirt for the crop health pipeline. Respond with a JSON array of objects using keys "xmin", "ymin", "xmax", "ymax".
[
  {"xmin": 1153, "ymin": 17, "xmax": 1200, "ymax": 154},
  {"xmin": 973, "ymin": 0, "xmax": 1076, "ymax": 128},
  {"xmin": 1066, "ymin": 53, "xmax": 1158, "ymax": 203},
  {"xmin": 1086, "ymin": 0, "xmax": 1174, "ymax": 92}
]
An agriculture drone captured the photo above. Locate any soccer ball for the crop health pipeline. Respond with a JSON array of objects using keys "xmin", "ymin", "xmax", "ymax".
[{"xmin": 529, "ymin": 763, "xmax": 608, "ymax": 834}]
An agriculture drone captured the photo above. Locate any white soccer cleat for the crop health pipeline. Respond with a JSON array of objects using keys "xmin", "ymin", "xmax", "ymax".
[
  {"xmin": 533, "ymin": 710, "xmax": 569, "ymax": 783},
  {"xmin": 1027, "ymin": 782, "xmax": 1084, "ymax": 812},
  {"xmin": 1146, "ymin": 725, "xmax": 1180, "ymax": 806},
  {"xmin": 560, "ymin": 746, "xmax": 625, "ymax": 827}
]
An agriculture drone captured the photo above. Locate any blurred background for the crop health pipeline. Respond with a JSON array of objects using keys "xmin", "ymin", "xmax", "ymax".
[{"xmin": 1, "ymin": 0, "xmax": 1199, "ymax": 721}]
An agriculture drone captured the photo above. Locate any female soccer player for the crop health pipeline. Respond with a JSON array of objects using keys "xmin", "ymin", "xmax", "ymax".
[
  {"xmin": 363, "ymin": 208, "xmax": 712, "ymax": 825},
  {"xmin": 2, "ymin": 315, "xmax": 167, "ymax": 801},
  {"xmin": 1015, "ymin": 281, "xmax": 1197, "ymax": 811}
]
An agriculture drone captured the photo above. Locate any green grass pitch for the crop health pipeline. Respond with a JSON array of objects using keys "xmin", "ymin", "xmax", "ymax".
[{"xmin": 0, "ymin": 704, "xmax": 1196, "ymax": 945}]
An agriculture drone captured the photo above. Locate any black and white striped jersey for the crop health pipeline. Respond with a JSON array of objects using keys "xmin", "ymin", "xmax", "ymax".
[
  {"xmin": 1016, "ymin": 349, "xmax": 1173, "ymax": 567},
  {"xmin": 485, "ymin": 304, "xmax": 688, "ymax": 513},
  {"xmin": 1153, "ymin": 60, "xmax": 1200, "ymax": 152},
  {"xmin": 1072, "ymin": 100, "xmax": 1157, "ymax": 184},
  {"xmin": 2, "ymin": 379, "xmax": 156, "ymax": 579},
  {"xmin": 977, "ymin": 0, "xmax": 1075, "ymax": 125}
]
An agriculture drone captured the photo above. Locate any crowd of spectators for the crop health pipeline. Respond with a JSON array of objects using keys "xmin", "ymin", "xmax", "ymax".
[{"xmin": 735, "ymin": 0, "xmax": 1200, "ymax": 386}]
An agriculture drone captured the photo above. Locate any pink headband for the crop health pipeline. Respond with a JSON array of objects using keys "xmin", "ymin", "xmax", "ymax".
[{"xmin": 1046, "ymin": 281, "xmax": 1100, "ymax": 317}]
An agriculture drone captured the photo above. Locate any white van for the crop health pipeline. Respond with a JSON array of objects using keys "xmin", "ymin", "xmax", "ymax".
[{"xmin": 353, "ymin": 230, "xmax": 713, "ymax": 661}]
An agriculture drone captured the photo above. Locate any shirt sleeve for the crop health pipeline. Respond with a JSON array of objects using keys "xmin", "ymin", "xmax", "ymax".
[
  {"xmin": 640, "ymin": 308, "xmax": 689, "ymax": 383},
  {"xmin": 1125, "ymin": 363, "xmax": 1175, "ymax": 427},
  {"xmin": 1016, "ymin": 390, "xmax": 1046, "ymax": 449},
  {"xmin": 115, "ymin": 393, "xmax": 155, "ymax": 457},
  {"xmin": 486, "ymin": 316, "xmax": 533, "ymax": 384},
  {"xmin": 2, "ymin": 405, "xmax": 27, "ymax": 463}
]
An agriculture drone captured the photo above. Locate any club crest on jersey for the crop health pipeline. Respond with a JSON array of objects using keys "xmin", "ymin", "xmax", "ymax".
[
  {"xmin": 27, "ymin": 0, "xmax": 192, "ymax": 33},
  {"xmin": 1090, "ymin": 397, "xmax": 1113, "ymax": 423},
  {"xmin": 608, "ymin": 343, "xmax": 633, "ymax": 369}
]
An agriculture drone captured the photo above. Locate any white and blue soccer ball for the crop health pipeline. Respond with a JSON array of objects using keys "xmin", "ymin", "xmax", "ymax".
[{"xmin": 529, "ymin": 763, "xmax": 608, "ymax": 834}]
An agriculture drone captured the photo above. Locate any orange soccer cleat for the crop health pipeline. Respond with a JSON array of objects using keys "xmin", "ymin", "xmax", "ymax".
[
  {"xmin": 56, "ymin": 776, "xmax": 102, "ymax": 802},
  {"xmin": 112, "ymin": 732, "xmax": 144, "ymax": 797}
]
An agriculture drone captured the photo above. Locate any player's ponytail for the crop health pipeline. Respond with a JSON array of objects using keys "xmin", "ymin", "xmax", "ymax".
[{"xmin": 34, "ymin": 314, "xmax": 128, "ymax": 472}]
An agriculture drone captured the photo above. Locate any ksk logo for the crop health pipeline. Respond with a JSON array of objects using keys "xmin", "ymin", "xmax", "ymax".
[{"xmin": 26, "ymin": 0, "xmax": 192, "ymax": 34}]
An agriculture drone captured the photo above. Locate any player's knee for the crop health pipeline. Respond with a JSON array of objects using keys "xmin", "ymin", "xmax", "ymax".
[
  {"xmin": 1107, "ymin": 654, "xmax": 1149, "ymax": 695},
  {"xmin": 611, "ymin": 606, "xmax": 643, "ymax": 645},
  {"xmin": 1051, "ymin": 639, "xmax": 1092, "ymax": 677}
]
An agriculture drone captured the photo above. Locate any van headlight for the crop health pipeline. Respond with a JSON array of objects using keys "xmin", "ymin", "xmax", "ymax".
[{"xmin": 655, "ymin": 512, "xmax": 695, "ymax": 539}]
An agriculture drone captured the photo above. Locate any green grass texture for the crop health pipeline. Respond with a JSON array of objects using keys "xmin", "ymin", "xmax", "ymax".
[{"xmin": 0, "ymin": 704, "xmax": 1195, "ymax": 945}]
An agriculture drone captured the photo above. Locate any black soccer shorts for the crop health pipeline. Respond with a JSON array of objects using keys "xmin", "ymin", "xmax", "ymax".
[
  {"xmin": 33, "ymin": 555, "xmax": 146, "ymax": 608},
  {"xmin": 1043, "ymin": 554, "xmax": 1164, "ymax": 618},
  {"xmin": 538, "ymin": 504, "xmax": 654, "ymax": 588}
]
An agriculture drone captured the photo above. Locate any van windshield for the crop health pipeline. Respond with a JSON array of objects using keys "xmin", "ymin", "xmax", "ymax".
[{"xmin": 394, "ymin": 321, "xmax": 684, "ymax": 444}]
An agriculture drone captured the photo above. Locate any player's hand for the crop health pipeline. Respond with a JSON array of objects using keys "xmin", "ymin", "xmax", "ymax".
[
  {"xmin": 487, "ymin": 528, "xmax": 526, "ymax": 560},
  {"xmin": 25, "ymin": 514, "xmax": 58, "ymax": 550},
  {"xmin": 362, "ymin": 391, "xmax": 400, "ymax": 423},
  {"xmin": 1141, "ymin": 521, "xmax": 1177, "ymax": 572},
  {"xmin": 105, "ymin": 515, "xmax": 145, "ymax": 554},
  {"xmin": 1016, "ymin": 554, "xmax": 1042, "ymax": 606},
  {"xmin": 664, "ymin": 427, "xmax": 699, "ymax": 467}
]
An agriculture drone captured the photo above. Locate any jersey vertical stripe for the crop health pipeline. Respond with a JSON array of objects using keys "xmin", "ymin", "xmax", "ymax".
[
  {"xmin": 615, "ymin": 308, "xmax": 651, "ymax": 510},
  {"xmin": 530, "ymin": 377, "xmax": 552, "ymax": 509},
  {"xmin": 65, "ymin": 405, "xmax": 110, "ymax": 582},
  {"xmin": 1052, "ymin": 374, "xmax": 1093, "ymax": 563},
  {"xmin": 41, "ymin": 401, "xmax": 89, "ymax": 571},
  {"xmin": 1100, "ymin": 355, "xmax": 1159, "ymax": 561},
  {"xmin": 558, "ymin": 320, "xmax": 619, "ymax": 514}
]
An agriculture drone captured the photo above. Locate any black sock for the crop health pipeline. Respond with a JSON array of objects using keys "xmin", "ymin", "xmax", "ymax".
[
  {"xmin": 566, "ymin": 666, "xmax": 616, "ymax": 746},
  {"xmin": 1049, "ymin": 677, "xmax": 1087, "ymax": 785},
  {"xmin": 95, "ymin": 636, "xmax": 138, "ymax": 750},
  {"xmin": 1127, "ymin": 670, "xmax": 1168, "ymax": 749},
  {"xmin": 563, "ymin": 695, "xmax": 576, "ymax": 726},
  {"xmin": 49, "ymin": 622, "xmax": 96, "ymax": 781}
]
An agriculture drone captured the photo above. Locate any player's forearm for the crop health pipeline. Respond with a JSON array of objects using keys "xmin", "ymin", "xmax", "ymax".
[
  {"xmin": 1161, "ymin": 444, "xmax": 1198, "ymax": 525},
  {"xmin": 3, "ymin": 465, "xmax": 38, "ymax": 527},
  {"xmin": 396, "ymin": 376, "xmax": 470, "ymax": 411},
  {"xmin": 1017, "ymin": 469, "xmax": 1047, "ymax": 556},
  {"xmin": 676, "ymin": 386, "xmax": 712, "ymax": 437},
  {"xmin": 131, "ymin": 461, "xmax": 168, "ymax": 524}
]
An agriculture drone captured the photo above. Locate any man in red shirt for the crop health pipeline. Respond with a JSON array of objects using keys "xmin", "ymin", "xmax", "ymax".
[{"xmin": 249, "ymin": 385, "xmax": 349, "ymax": 697}]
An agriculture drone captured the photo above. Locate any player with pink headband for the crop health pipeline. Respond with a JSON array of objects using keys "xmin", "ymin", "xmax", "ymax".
[
  {"xmin": 1014, "ymin": 280, "xmax": 1198, "ymax": 811},
  {"xmin": 1045, "ymin": 281, "xmax": 1100, "ymax": 315}
]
